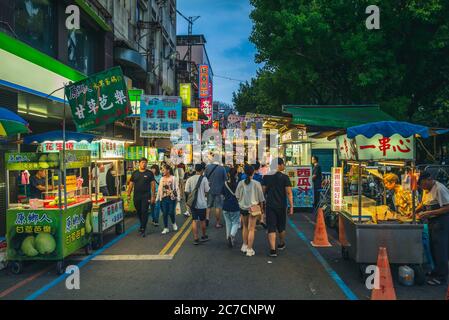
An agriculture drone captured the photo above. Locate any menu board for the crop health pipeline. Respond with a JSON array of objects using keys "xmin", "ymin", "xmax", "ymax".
[{"xmin": 285, "ymin": 166, "xmax": 314, "ymax": 208}]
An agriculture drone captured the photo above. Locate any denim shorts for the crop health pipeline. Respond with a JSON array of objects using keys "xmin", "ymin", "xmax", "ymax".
[
  {"xmin": 191, "ymin": 208, "xmax": 207, "ymax": 221},
  {"xmin": 207, "ymin": 194, "xmax": 224, "ymax": 209}
]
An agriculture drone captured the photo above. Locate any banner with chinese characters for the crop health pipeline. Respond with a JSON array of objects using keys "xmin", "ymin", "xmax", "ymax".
[
  {"xmin": 336, "ymin": 135, "xmax": 357, "ymax": 161},
  {"xmin": 65, "ymin": 67, "xmax": 131, "ymax": 132},
  {"xmin": 125, "ymin": 146, "xmax": 158, "ymax": 161},
  {"xmin": 5, "ymin": 153, "xmax": 59, "ymax": 171},
  {"xmin": 92, "ymin": 139, "xmax": 125, "ymax": 159},
  {"xmin": 200, "ymin": 82, "xmax": 213, "ymax": 125},
  {"xmin": 180, "ymin": 83, "xmax": 192, "ymax": 107},
  {"xmin": 331, "ymin": 167, "xmax": 344, "ymax": 211},
  {"xmin": 140, "ymin": 96, "xmax": 182, "ymax": 138},
  {"xmin": 92, "ymin": 199, "xmax": 124, "ymax": 232},
  {"xmin": 41, "ymin": 141, "xmax": 94, "ymax": 153},
  {"xmin": 187, "ymin": 108, "xmax": 198, "ymax": 121},
  {"xmin": 6, "ymin": 201, "xmax": 92, "ymax": 260},
  {"xmin": 286, "ymin": 166, "xmax": 314, "ymax": 208},
  {"xmin": 198, "ymin": 65, "xmax": 210, "ymax": 98},
  {"xmin": 355, "ymin": 134, "xmax": 414, "ymax": 161}
]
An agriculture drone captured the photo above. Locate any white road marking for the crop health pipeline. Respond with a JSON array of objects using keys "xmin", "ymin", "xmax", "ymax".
[{"xmin": 69, "ymin": 254, "xmax": 174, "ymax": 261}]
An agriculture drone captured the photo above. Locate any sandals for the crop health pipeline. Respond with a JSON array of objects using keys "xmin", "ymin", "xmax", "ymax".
[{"xmin": 426, "ymin": 277, "xmax": 446, "ymax": 286}]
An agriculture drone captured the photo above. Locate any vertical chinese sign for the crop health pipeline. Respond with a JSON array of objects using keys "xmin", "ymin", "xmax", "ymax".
[
  {"xmin": 331, "ymin": 167, "xmax": 343, "ymax": 211},
  {"xmin": 140, "ymin": 96, "xmax": 182, "ymax": 138},
  {"xmin": 286, "ymin": 167, "xmax": 314, "ymax": 208},
  {"xmin": 198, "ymin": 64, "xmax": 210, "ymax": 98},
  {"xmin": 200, "ymin": 83, "xmax": 213, "ymax": 125},
  {"xmin": 180, "ymin": 83, "xmax": 192, "ymax": 107},
  {"xmin": 65, "ymin": 67, "xmax": 131, "ymax": 132}
]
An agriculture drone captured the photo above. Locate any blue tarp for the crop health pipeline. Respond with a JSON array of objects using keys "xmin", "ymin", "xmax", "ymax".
[
  {"xmin": 347, "ymin": 121, "xmax": 449, "ymax": 139},
  {"xmin": 23, "ymin": 130, "xmax": 96, "ymax": 144},
  {"xmin": 0, "ymin": 107, "xmax": 28, "ymax": 125}
]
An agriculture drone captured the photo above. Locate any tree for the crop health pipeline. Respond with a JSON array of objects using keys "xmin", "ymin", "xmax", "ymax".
[{"xmin": 234, "ymin": 0, "xmax": 449, "ymax": 126}]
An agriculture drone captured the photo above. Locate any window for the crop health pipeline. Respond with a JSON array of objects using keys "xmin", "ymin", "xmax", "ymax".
[
  {"xmin": 14, "ymin": 0, "xmax": 56, "ymax": 57},
  {"xmin": 67, "ymin": 26, "xmax": 97, "ymax": 75}
]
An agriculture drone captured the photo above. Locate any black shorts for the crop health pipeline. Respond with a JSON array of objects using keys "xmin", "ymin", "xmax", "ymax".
[
  {"xmin": 240, "ymin": 209, "xmax": 250, "ymax": 217},
  {"xmin": 266, "ymin": 207, "xmax": 287, "ymax": 233},
  {"xmin": 191, "ymin": 208, "xmax": 206, "ymax": 221}
]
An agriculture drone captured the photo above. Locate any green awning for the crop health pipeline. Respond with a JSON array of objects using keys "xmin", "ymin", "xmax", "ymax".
[{"xmin": 282, "ymin": 105, "xmax": 395, "ymax": 128}]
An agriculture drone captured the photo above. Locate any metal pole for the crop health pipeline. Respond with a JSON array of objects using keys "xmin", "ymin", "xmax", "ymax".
[
  {"xmin": 358, "ymin": 161, "xmax": 362, "ymax": 223},
  {"xmin": 63, "ymin": 86, "xmax": 67, "ymax": 209}
]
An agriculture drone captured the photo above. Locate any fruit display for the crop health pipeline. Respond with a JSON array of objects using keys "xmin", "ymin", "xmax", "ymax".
[
  {"xmin": 35, "ymin": 233, "xmax": 56, "ymax": 255},
  {"xmin": 21, "ymin": 236, "xmax": 39, "ymax": 257},
  {"xmin": 85, "ymin": 211, "xmax": 93, "ymax": 234}
]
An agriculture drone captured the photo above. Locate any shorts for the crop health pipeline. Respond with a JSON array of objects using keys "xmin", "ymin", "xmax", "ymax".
[
  {"xmin": 266, "ymin": 207, "xmax": 287, "ymax": 233},
  {"xmin": 240, "ymin": 209, "xmax": 250, "ymax": 217},
  {"xmin": 207, "ymin": 194, "xmax": 224, "ymax": 209},
  {"xmin": 191, "ymin": 208, "xmax": 207, "ymax": 221}
]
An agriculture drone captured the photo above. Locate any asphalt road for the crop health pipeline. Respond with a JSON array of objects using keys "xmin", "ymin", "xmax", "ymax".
[{"xmin": 0, "ymin": 211, "xmax": 447, "ymax": 300}]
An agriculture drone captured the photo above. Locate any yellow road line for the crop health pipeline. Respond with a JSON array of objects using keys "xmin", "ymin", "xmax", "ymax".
[
  {"xmin": 70, "ymin": 255, "xmax": 174, "ymax": 261},
  {"xmin": 169, "ymin": 222, "xmax": 192, "ymax": 256},
  {"xmin": 158, "ymin": 216, "xmax": 192, "ymax": 255}
]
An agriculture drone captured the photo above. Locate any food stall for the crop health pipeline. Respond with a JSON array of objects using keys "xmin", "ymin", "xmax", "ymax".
[
  {"xmin": 330, "ymin": 121, "xmax": 448, "ymax": 281},
  {"xmin": 5, "ymin": 150, "xmax": 93, "ymax": 275},
  {"xmin": 280, "ymin": 128, "xmax": 314, "ymax": 208},
  {"xmin": 90, "ymin": 139, "xmax": 126, "ymax": 248}
]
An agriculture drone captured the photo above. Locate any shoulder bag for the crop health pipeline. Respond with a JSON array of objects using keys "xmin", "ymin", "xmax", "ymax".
[{"xmin": 186, "ymin": 176, "xmax": 204, "ymax": 209}]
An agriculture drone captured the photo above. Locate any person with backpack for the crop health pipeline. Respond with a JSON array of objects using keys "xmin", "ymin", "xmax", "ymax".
[
  {"xmin": 157, "ymin": 164, "xmax": 181, "ymax": 234},
  {"xmin": 223, "ymin": 167, "xmax": 240, "ymax": 248},
  {"xmin": 204, "ymin": 154, "xmax": 227, "ymax": 228},
  {"xmin": 185, "ymin": 163, "xmax": 210, "ymax": 245},
  {"xmin": 150, "ymin": 164, "xmax": 162, "ymax": 226},
  {"xmin": 235, "ymin": 165, "xmax": 265, "ymax": 257}
]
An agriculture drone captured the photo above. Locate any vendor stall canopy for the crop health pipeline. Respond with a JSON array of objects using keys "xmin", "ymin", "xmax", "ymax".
[
  {"xmin": 347, "ymin": 121, "xmax": 449, "ymax": 139},
  {"xmin": 23, "ymin": 130, "xmax": 96, "ymax": 144},
  {"xmin": 282, "ymin": 105, "xmax": 395, "ymax": 129},
  {"xmin": 0, "ymin": 107, "xmax": 30, "ymax": 137}
]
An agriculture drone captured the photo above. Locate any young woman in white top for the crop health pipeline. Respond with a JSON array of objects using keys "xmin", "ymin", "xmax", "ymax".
[
  {"xmin": 157, "ymin": 165, "xmax": 181, "ymax": 234},
  {"xmin": 235, "ymin": 165, "xmax": 265, "ymax": 257}
]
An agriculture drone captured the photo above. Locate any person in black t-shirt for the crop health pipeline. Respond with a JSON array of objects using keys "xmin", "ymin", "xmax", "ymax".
[
  {"xmin": 262, "ymin": 158, "xmax": 293, "ymax": 257},
  {"xmin": 312, "ymin": 155, "xmax": 323, "ymax": 211},
  {"xmin": 127, "ymin": 158, "xmax": 156, "ymax": 237}
]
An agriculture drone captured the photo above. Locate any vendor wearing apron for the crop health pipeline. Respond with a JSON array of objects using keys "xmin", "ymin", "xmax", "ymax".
[{"xmin": 416, "ymin": 171, "xmax": 449, "ymax": 286}]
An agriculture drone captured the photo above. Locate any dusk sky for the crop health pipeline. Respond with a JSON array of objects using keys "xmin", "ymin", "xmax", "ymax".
[{"xmin": 176, "ymin": 0, "xmax": 259, "ymax": 105}]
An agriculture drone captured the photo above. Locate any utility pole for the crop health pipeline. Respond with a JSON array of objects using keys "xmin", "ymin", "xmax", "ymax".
[{"xmin": 176, "ymin": 10, "xmax": 200, "ymax": 82}]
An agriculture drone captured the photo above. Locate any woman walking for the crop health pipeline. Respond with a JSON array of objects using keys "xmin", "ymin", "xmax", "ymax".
[
  {"xmin": 157, "ymin": 164, "xmax": 180, "ymax": 234},
  {"xmin": 223, "ymin": 168, "xmax": 241, "ymax": 248},
  {"xmin": 235, "ymin": 165, "xmax": 265, "ymax": 257},
  {"xmin": 150, "ymin": 164, "xmax": 162, "ymax": 226}
]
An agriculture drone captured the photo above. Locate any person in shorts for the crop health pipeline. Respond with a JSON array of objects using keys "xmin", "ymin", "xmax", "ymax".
[
  {"xmin": 185, "ymin": 164, "xmax": 210, "ymax": 245},
  {"xmin": 262, "ymin": 158, "xmax": 294, "ymax": 257},
  {"xmin": 205, "ymin": 154, "xmax": 227, "ymax": 228}
]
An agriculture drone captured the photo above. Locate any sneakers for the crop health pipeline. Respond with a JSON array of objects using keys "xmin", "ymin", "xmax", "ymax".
[
  {"xmin": 193, "ymin": 239, "xmax": 200, "ymax": 245},
  {"xmin": 246, "ymin": 248, "xmax": 255, "ymax": 257},
  {"xmin": 269, "ymin": 249, "xmax": 278, "ymax": 257},
  {"xmin": 200, "ymin": 235, "xmax": 209, "ymax": 242},
  {"xmin": 183, "ymin": 211, "xmax": 190, "ymax": 217},
  {"xmin": 278, "ymin": 243, "xmax": 286, "ymax": 251},
  {"xmin": 241, "ymin": 244, "xmax": 248, "ymax": 253},
  {"xmin": 152, "ymin": 221, "xmax": 159, "ymax": 227},
  {"xmin": 161, "ymin": 228, "xmax": 169, "ymax": 234},
  {"xmin": 173, "ymin": 224, "xmax": 178, "ymax": 231}
]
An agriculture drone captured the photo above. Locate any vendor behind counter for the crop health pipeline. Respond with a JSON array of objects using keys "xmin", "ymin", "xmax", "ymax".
[{"xmin": 29, "ymin": 170, "xmax": 54, "ymax": 199}]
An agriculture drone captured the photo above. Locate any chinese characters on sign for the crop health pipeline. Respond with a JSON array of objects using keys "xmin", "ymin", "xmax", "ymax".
[
  {"xmin": 41, "ymin": 140, "xmax": 92, "ymax": 153},
  {"xmin": 101, "ymin": 201, "xmax": 124, "ymax": 231},
  {"xmin": 14, "ymin": 212, "xmax": 53, "ymax": 234},
  {"xmin": 140, "ymin": 96, "xmax": 182, "ymax": 138},
  {"xmin": 336, "ymin": 135, "xmax": 357, "ymax": 160},
  {"xmin": 200, "ymin": 83, "xmax": 213, "ymax": 125},
  {"xmin": 187, "ymin": 108, "xmax": 198, "ymax": 121},
  {"xmin": 355, "ymin": 134, "xmax": 414, "ymax": 160},
  {"xmin": 65, "ymin": 67, "xmax": 131, "ymax": 132},
  {"xmin": 331, "ymin": 167, "xmax": 344, "ymax": 211},
  {"xmin": 287, "ymin": 167, "xmax": 314, "ymax": 208},
  {"xmin": 198, "ymin": 65, "xmax": 209, "ymax": 98},
  {"xmin": 91, "ymin": 139, "xmax": 125, "ymax": 159},
  {"xmin": 179, "ymin": 83, "xmax": 192, "ymax": 107}
]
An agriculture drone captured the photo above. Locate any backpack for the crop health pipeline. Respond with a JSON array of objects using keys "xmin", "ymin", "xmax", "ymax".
[{"xmin": 186, "ymin": 175, "xmax": 204, "ymax": 209}]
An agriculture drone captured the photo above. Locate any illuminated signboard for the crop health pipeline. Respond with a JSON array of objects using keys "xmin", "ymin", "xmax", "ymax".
[
  {"xmin": 179, "ymin": 83, "xmax": 192, "ymax": 107},
  {"xmin": 355, "ymin": 134, "xmax": 414, "ymax": 161},
  {"xmin": 187, "ymin": 108, "xmax": 198, "ymax": 121},
  {"xmin": 198, "ymin": 64, "xmax": 209, "ymax": 98},
  {"xmin": 41, "ymin": 140, "xmax": 93, "ymax": 153}
]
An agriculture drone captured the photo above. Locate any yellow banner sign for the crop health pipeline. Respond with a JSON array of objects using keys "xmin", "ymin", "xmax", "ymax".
[
  {"xmin": 180, "ymin": 83, "xmax": 192, "ymax": 107},
  {"xmin": 187, "ymin": 108, "xmax": 198, "ymax": 121}
]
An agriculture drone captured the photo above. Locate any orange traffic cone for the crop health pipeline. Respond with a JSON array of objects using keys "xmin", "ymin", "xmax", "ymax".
[
  {"xmin": 371, "ymin": 247, "xmax": 397, "ymax": 300},
  {"xmin": 311, "ymin": 208, "xmax": 332, "ymax": 247},
  {"xmin": 338, "ymin": 214, "xmax": 349, "ymax": 247}
]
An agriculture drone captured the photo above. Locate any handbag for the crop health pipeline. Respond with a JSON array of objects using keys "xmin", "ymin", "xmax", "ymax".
[{"xmin": 249, "ymin": 204, "xmax": 262, "ymax": 217}]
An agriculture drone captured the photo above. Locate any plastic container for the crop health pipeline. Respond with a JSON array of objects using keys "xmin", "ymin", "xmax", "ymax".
[{"xmin": 398, "ymin": 265, "xmax": 415, "ymax": 286}]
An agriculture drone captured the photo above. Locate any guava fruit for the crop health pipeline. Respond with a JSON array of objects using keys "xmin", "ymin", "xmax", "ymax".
[
  {"xmin": 35, "ymin": 233, "xmax": 56, "ymax": 255},
  {"xmin": 85, "ymin": 212, "xmax": 92, "ymax": 234},
  {"xmin": 21, "ymin": 236, "xmax": 39, "ymax": 257},
  {"xmin": 48, "ymin": 154, "xmax": 59, "ymax": 162}
]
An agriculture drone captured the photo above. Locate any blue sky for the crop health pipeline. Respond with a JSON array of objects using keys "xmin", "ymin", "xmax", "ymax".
[{"xmin": 177, "ymin": 0, "xmax": 259, "ymax": 105}]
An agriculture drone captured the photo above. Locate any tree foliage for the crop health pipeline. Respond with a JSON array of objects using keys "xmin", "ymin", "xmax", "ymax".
[{"xmin": 234, "ymin": 0, "xmax": 449, "ymax": 126}]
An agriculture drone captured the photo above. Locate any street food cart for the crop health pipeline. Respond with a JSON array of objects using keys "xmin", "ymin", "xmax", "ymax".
[
  {"xmin": 90, "ymin": 139, "xmax": 126, "ymax": 248},
  {"xmin": 330, "ymin": 121, "xmax": 448, "ymax": 281},
  {"xmin": 5, "ymin": 150, "xmax": 93, "ymax": 275}
]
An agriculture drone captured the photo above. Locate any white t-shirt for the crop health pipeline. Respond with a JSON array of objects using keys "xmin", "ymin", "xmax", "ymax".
[
  {"xmin": 422, "ymin": 181, "xmax": 449, "ymax": 207},
  {"xmin": 185, "ymin": 174, "xmax": 210, "ymax": 209},
  {"xmin": 92, "ymin": 163, "xmax": 112, "ymax": 187},
  {"xmin": 235, "ymin": 179, "xmax": 265, "ymax": 210}
]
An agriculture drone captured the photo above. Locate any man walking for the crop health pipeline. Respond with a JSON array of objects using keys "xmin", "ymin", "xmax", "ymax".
[
  {"xmin": 262, "ymin": 158, "xmax": 294, "ymax": 257},
  {"xmin": 205, "ymin": 153, "xmax": 227, "ymax": 228},
  {"xmin": 417, "ymin": 171, "xmax": 449, "ymax": 286},
  {"xmin": 127, "ymin": 158, "xmax": 156, "ymax": 237},
  {"xmin": 185, "ymin": 164, "xmax": 210, "ymax": 245}
]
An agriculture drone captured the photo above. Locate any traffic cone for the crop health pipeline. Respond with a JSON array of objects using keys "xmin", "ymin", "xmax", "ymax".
[
  {"xmin": 311, "ymin": 208, "xmax": 332, "ymax": 247},
  {"xmin": 371, "ymin": 247, "xmax": 397, "ymax": 300},
  {"xmin": 338, "ymin": 214, "xmax": 349, "ymax": 246}
]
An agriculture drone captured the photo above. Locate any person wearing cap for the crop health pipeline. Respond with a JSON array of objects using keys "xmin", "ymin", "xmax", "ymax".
[{"xmin": 416, "ymin": 171, "xmax": 449, "ymax": 286}]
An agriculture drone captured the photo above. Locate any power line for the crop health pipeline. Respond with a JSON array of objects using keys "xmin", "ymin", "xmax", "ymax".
[{"xmin": 214, "ymin": 75, "xmax": 248, "ymax": 83}]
